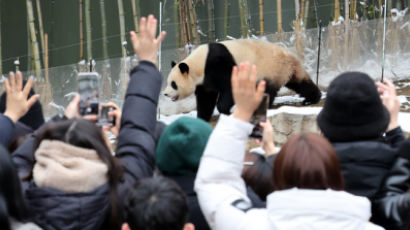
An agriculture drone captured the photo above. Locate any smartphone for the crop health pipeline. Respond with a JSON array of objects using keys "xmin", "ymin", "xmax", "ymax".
[
  {"xmin": 249, "ymin": 94, "xmax": 270, "ymax": 139},
  {"xmin": 78, "ymin": 72, "xmax": 99, "ymax": 116},
  {"xmin": 97, "ymin": 104, "xmax": 116, "ymax": 127}
]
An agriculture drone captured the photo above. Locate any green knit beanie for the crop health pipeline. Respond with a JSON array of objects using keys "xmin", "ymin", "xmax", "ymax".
[{"xmin": 155, "ymin": 117, "xmax": 213, "ymax": 175}]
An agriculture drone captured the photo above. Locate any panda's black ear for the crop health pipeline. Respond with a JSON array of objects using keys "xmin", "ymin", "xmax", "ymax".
[
  {"xmin": 178, "ymin": 63, "xmax": 189, "ymax": 74},
  {"xmin": 171, "ymin": 61, "xmax": 177, "ymax": 68}
]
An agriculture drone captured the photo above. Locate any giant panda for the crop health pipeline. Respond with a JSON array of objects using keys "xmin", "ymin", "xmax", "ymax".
[{"xmin": 163, "ymin": 39, "xmax": 322, "ymax": 121}]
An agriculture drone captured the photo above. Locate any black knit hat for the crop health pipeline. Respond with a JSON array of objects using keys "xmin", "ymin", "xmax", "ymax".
[
  {"xmin": 0, "ymin": 80, "xmax": 45, "ymax": 130},
  {"xmin": 317, "ymin": 72, "xmax": 390, "ymax": 142}
]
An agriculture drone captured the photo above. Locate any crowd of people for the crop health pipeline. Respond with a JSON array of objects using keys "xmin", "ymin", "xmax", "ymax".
[{"xmin": 0, "ymin": 14, "xmax": 409, "ymax": 230}]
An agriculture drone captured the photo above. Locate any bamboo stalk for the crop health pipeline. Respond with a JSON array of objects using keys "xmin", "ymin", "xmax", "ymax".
[
  {"xmin": 188, "ymin": 0, "xmax": 200, "ymax": 45},
  {"xmin": 259, "ymin": 0, "xmax": 264, "ymax": 35},
  {"xmin": 27, "ymin": 0, "xmax": 41, "ymax": 78},
  {"xmin": 295, "ymin": 0, "xmax": 300, "ymax": 19},
  {"xmin": 304, "ymin": 0, "xmax": 309, "ymax": 26},
  {"xmin": 118, "ymin": 0, "xmax": 128, "ymax": 98},
  {"xmin": 174, "ymin": 0, "xmax": 180, "ymax": 48},
  {"xmin": 344, "ymin": 0, "xmax": 350, "ymax": 69},
  {"xmin": 0, "ymin": 2, "xmax": 2, "ymax": 77},
  {"xmin": 238, "ymin": 0, "xmax": 249, "ymax": 37},
  {"xmin": 36, "ymin": 0, "xmax": 45, "ymax": 63},
  {"xmin": 79, "ymin": 0, "xmax": 84, "ymax": 60},
  {"xmin": 183, "ymin": 1, "xmax": 192, "ymax": 44},
  {"xmin": 277, "ymin": 0, "xmax": 283, "ymax": 33},
  {"xmin": 179, "ymin": 0, "xmax": 188, "ymax": 46},
  {"xmin": 27, "ymin": 11, "xmax": 32, "ymax": 73},
  {"xmin": 300, "ymin": 0, "xmax": 306, "ymax": 23},
  {"xmin": 45, "ymin": 34, "xmax": 49, "ymax": 83},
  {"xmin": 334, "ymin": 0, "xmax": 340, "ymax": 22},
  {"xmin": 100, "ymin": 0, "xmax": 109, "ymax": 60},
  {"xmin": 131, "ymin": 0, "xmax": 139, "ymax": 33},
  {"xmin": 85, "ymin": 0, "xmax": 92, "ymax": 61},
  {"xmin": 223, "ymin": 0, "xmax": 230, "ymax": 39},
  {"xmin": 207, "ymin": 0, "xmax": 215, "ymax": 42}
]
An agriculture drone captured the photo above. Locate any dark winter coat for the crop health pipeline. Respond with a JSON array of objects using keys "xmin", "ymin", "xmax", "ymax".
[
  {"xmin": 332, "ymin": 127, "xmax": 404, "ymax": 200},
  {"xmin": 372, "ymin": 157, "xmax": 410, "ymax": 229},
  {"xmin": 0, "ymin": 113, "xmax": 15, "ymax": 147},
  {"xmin": 12, "ymin": 61, "xmax": 162, "ymax": 230}
]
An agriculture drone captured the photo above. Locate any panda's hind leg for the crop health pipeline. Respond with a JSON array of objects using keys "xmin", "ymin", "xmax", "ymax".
[
  {"xmin": 262, "ymin": 79, "xmax": 280, "ymax": 106},
  {"xmin": 195, "ymin": 85, "xmax": 218, "ymax": 122}
]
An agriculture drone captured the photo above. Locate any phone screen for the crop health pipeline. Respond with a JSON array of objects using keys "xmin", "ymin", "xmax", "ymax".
[
  {"xmin": 78, "ymin": 73, "xmax": 99, "ymax": 116},
  {"xmin": 249, "ymin": 94, "xmax": 269, "ymax": 139}
]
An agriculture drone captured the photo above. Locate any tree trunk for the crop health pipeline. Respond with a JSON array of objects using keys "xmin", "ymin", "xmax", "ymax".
[
  {"xmin": 334, "ymin": 0, "xmax": 340, "ymax": 22},
  {"xmin": 100, "ymin": 0, "xmax": 109, "ymax": 60},
  {"xmin": 27, "ymin": 0, "xmax": 41, "ymax": 78},
  {"xmin": 223, "ymin": 0, "xmax": 230, "ymax": 39},
  {"xmin": 85, "ymin": 0, "xmax": 92, "ymax": 61},
  {"xmin": 238, "ymin": 0, "xmax": 250, "ymax": 37},
  {"xmin": 131, "ymin": 0, "xmax": 139, "ymax": 33},
  {"xmin": 277, "ymin": 0, "xmax": 283, "ymax": 32},
  {"xmin": 188, "ymin": 0, "xmax": 200, "ymax": 45},
  {"xmin": 207, "ymin": 0, "xmax": 215, "ymax": 42},
  {"xmin": 36, "ymin": 0, "xmax": 45, "ymax": 67},
  {"xmin": 118, "ymin": 0, "xmax": 128, "ymax": 98},
  {"xmin": 259, "ymin": 0, "xmax": 264, "ymax": 35},
  {"xmin": 79, "ymin": 0, "xmax": 84, "ymax": 60}
]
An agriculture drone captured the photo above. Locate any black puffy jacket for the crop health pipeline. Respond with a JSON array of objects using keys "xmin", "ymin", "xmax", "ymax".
[
  {"xmin": 12, "ymin": 61, "xmax": 162, "ymax": 230},
  {"xmin": 332, "ymin": 127, "xmax": 404, "ymax": 200}
]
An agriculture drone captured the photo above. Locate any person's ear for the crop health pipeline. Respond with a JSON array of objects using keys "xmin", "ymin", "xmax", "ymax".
[
  {"xmin": 183, "ymin": 223, "xmax": 195, "ymax": 230},
  {"xmin": 121, "ymin": 223, "xmax": 131, "ymax": 230}
]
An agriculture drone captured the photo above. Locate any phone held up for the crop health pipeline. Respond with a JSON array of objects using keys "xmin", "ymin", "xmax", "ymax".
[
  {"xmin": 249, "ymin": 94, "xmax": 270, "ymax": 139},
  {"xmin": 78, "ymin": 72, "xmax": 115, "ymax": 127}
]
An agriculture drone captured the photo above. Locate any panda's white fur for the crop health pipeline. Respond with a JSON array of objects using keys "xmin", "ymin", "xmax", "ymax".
[{"xmin": 163, "ymin": 39, "xmax": 312, "ymax": 101}]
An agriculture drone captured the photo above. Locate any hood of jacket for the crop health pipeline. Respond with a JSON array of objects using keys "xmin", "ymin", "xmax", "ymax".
[
  {"xmin": 25, "ymin": 183, "xmax": 110, "ymax": 230},
  {"xmin": 266, "ymin": 188, "xmax": 374, "ymax": 230}
]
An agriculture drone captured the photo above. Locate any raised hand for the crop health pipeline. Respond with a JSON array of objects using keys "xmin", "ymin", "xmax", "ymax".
[
  {"xmin": 130, "ymin": 15, "xmax": 166, "ymax": 64},
  {"xmin": 259, "ymin": 119, "xmax": 276, "ymax": 156},
  {"xmin": 4, "ymin": 72, "xmax": 39, "ymax": 123},
  {"xmin": 376, "ymin": 78, "xmax": 400, "ymax": 131},
  {"xmin": 231, "ymin": 62, "xmax": 266, "ymax": 122}
]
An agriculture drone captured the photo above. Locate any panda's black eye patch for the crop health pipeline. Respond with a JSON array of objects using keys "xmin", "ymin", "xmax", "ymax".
[{"xmin": 171, "ymin": 81, "xmax": 178, "ymax": 90}]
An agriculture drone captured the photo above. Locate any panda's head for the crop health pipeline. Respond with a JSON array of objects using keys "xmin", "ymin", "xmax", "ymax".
[{"xmin": 163, "ymin": 61, "xmax": 196, "ymax": 101}]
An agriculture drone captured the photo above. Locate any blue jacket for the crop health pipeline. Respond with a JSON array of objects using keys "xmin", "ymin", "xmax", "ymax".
[{"xmin": 12, "ymin": 61, "xmax": 162, "ymax": 230}]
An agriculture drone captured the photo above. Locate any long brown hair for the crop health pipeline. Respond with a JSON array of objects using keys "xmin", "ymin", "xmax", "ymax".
[{"xmin": 273, "ymin": 132, "xmax": 344, "ymax": 191}]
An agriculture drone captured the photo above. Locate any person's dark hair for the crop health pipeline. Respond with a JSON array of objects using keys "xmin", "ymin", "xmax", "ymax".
[
  {"xmin": 273, "ymin": 132, "xmax": 344, "ymax": 191},
  {"xmin": 125, "ymin": 177, "xmax": 189, "ymax": 230},
  {"xmin": 0, "ymin": 146, "xmax": 29, "ymax": 230},
  {"xmin": 34, "ymin": 119, "xmax": 122, "ymax": 229},
  {"xmin": 242, "ymin": 151, "xmax": 274, "ymax": 201}
]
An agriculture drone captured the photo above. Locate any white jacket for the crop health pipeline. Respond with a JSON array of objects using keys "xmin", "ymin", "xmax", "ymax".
[{"xmin": 194, "ymin": 115, "xmax": 384, "ymax": 230}]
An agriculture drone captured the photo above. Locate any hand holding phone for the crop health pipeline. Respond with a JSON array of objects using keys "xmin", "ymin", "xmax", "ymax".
[
  {"xmin": 78, "ymin": 72, "xmax": 99, "ymax": 116},
  {"xmin": 249, "ymin": 94, "xmax": 269, "ymax": 139}
]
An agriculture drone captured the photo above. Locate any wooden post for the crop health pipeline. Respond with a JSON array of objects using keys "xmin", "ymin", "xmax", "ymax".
[
  {"xmin": 36, "ymin": 0, "xmax": 45, "ymax": 63},
  {"xmin": 131, "ymin": 0, "xmax": 139, "ymax": 33},
  {"xmin": 100, "ymin": 0, "xmax": 109, "ymax": 60},
  {"xmin": 188, "ymin": 0, "xmax": 200, "ymax": 45},
  {"xmin": 207, "ymin": 0, "xmax": 215, "ymax": 42},
  {"xmin": 27, "ymin": 0, "xmax": 42, "ymax": 78},
  {"xmin": 85, "ymin": 0, "xmax": 92, "ymax": 61},
  {"xmin": 223, "ymin": 0, "xmax": 230, "ymax": 39},
  {"xmin": 79, "ymin": 0, "xmax": 84, "ymax": 60},
  {"xmin": 259, "ymin": 0, "xmax": 264, "ymax": 35},
  {"xmin": 277, "ymin": 0, "xmax": 283, "ymax": 33}
]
